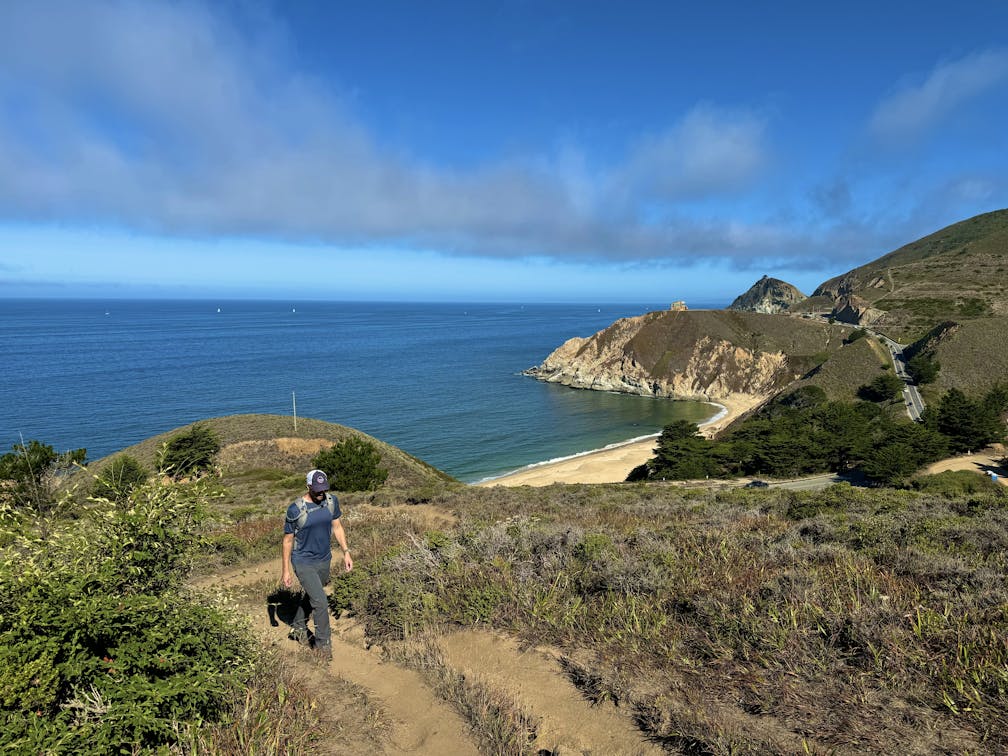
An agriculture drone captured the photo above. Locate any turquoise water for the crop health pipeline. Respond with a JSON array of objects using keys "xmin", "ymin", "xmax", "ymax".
[{"xmin": 0, "ymin": 299, "xmax": 722, "ymax": 482}]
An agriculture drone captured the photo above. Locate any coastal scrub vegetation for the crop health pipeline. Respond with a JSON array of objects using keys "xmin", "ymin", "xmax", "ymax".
[
  {"xmin": 630, "ymin": 384, "xmax": 1008, "ymax": 486},
  {"xmin": 0, "ymin": 439, "xmax": 86, "ymax": 521},
  {"xmin": 5, "ymin": 412, "xmax": 1007, "ymax": 753},
  {"xmin": 89, "ymin": 453, "xmax": 148, "ymax": 503},
  {"xmin": 316, "ymin": 482, "xmax": 1008, "ymax": 753}
]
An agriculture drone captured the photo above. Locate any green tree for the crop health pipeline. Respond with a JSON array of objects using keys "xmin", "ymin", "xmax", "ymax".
[
  {"xmin": 906, "ymin": 354, "xmax": 940, "ymax": 384},
  {"xmin": 934, "ymin": 388, "xmax": 1004, "ymax": 453},
  {"xmin": 158, "ymin": 423, "xmax": 220, "ymax": 479},
  {"xmin": 0, "ymin": 439, "xmax": 86, "ymax": 518},
  {"xmin": 312, "ymin": 437, "xmax": 389, "ymax": 492},
  {"xmin": 844, "ymin": 328, "xmax": 869, "ymax": 345},
  {"xmin": 860, "ymin": 442, "xmax": 920, "ymax": 486},
  {"xmin": 91, "ymin": 454, "xmax": 149, "ymax": 503},
  {"xmin": 858, "ymin": 373, "xmax": 904, "ymax": 402}
]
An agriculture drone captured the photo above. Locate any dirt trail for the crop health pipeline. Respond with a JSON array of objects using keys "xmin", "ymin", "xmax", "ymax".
[
  {"xmin": 440, "ymin": 629, "xmax": 664, "ymax": 755},
  {"xmin": 196, "ymin": 559, "xmax": 662, "ymax": 755},
  {"xmin": 196, "ymin": 562, "xmax": 479, "ymax": 756}
]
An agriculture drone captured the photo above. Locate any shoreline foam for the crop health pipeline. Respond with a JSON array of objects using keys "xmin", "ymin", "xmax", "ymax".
[{"xmin": 475, "ymin": 398, "xmax": 749, "ymax": 487}]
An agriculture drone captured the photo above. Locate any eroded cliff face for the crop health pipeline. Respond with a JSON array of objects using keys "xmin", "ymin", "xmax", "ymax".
[{"xmin": 526, "ymin": 313, "xmax": 797, "ymax": 402}]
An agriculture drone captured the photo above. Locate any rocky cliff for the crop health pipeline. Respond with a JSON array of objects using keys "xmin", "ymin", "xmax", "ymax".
[
  {"xmin": 729, "ymin": 275, "xmax": 806, "ymax": 314},
  {"xmin": 525, "ymin": 310, "xmax": 848, "ymax": 403}
]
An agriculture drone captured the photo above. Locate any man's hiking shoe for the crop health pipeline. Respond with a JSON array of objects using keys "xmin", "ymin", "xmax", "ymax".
[
  {"xmin": 288, "ymin": 627, "xmax": 309, "ymax": 646},
  {"xmin": 312, "ymin": 641, "xmax": 332, "ymax": 663}
]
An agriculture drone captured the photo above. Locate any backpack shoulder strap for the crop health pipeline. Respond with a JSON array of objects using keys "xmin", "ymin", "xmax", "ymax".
[
  {"xmin": 286, "ymin": 498, "xmax": 309, "ymax": 533},
  {"xmin": 323, "ymin": 493, "xmax": 337, "ymax": 517}
]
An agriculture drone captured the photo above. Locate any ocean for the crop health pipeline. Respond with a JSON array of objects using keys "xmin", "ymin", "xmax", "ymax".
[{"xmin": 1, "ymin": 299, "xmax": 723, "ymax": 483}]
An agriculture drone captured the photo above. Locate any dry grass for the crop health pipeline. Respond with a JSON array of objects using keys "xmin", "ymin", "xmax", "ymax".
[
  {"xmin": 287, "ymin": 483, "xmax": 1008, "ymax": 754},
  {"xmin": 184, "ymin": 646, "xmax": 388, "ymax": 755}
]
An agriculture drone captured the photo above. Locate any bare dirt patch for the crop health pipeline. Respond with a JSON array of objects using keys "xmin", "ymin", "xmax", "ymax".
[
  {"xmin": 440, "ymin": 629, "xmax": 664, "ymax": 755},
  {"xmin": 922, "ymin": 443, "xmax": 1007, "ymax": 484},
  {"xmin": 217, "ymin": 437, "xmax": 333, "ymax": 472}
]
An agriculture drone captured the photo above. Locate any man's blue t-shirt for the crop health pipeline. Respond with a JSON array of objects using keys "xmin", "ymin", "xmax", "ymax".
[{"xmin": 284, "ymin": 496, "xmax": 342, "ymax": 564}]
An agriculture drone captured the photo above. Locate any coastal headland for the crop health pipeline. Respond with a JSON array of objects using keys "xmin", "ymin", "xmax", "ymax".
[{"xmin": 478, "ymin": 393, "xmax": 763, "ymax": 487}]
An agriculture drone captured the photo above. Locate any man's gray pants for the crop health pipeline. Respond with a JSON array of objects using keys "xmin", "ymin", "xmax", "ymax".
[{"xmin": 292, "ymin": 557, "xmax": 332, "ymax": 646}]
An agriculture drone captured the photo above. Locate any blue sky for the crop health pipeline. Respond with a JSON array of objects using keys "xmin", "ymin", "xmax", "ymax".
[{"xmin": 1, "ymin": 1, "xmax": 1007, "ymax": 303}]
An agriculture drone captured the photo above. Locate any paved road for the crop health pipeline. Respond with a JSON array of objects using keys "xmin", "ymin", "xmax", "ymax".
[{"xmin": 872, "ymin": 332, "xmax": 925, "ymax": 422}]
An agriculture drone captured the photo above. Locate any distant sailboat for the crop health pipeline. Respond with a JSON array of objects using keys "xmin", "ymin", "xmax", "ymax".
[{"xmin": 217, "ymin": 307, "xmax": 221, "ymax": 313}]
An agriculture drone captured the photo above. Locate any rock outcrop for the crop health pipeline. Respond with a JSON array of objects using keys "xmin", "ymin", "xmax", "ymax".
[
  {"xmin": 830, "ymin": 294, "xmax": 885, "ymax": 326},
  {"xmin": 729, "ymin": 275, "xmax": 806, "ymax": 314},
  {"xmin": 525, "ymin": 310, "xmax": 847, "ymax": 403}
]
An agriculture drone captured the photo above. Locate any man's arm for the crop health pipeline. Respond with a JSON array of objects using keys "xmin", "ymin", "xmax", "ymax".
[
  {"xmin": 332, "ymin": 518, "xmax": 353, "ymax": 572},
  {"xmin": 281, "ymin": 533, "xmax": 295, "ymax": 588}
]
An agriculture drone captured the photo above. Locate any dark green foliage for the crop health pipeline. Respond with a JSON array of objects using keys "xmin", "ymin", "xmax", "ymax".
[
  {"xmin": 906, "ymin": 353, "xmax": 940, "ymax": 384},
  {"xmin": 0, "ymin": 481, "xmax": 253, "ymax": 753},
  {"xmin": 636, "ymin": 422, "xmax": 721, "ymax": 480},
  {"xmin": 844, "ymin": 328, "xmax": 869, "ymax": 344},
  {"xmin": 858, "ymin": 372, "xmax": 904, "ymax": 402},
  {"xmin": 929, "ymin": 388, "xmax": 1005, "ymax": 453},
  {"xmin": 631, "ymin": 387, "xmax": 974, "ymax": 485},
  {"xmin": 90, "ymin": 454, "xmax": 149, "ymax": 503},
  {"xmin": 312, "ymin": 437, "xmax": 389, "ymax": 492},
  {"xmin": 778, "ymin": 384, "xmax": 827, "ymax": 410},
  {"xmin": 158, "ymin": 423, "xmax": 220, "ymax": 478},
  {"xmin": 984, "ymin": 382, "xmax": 1008, "ymax": 416},
  {"xmin": 0, "ymin": 439, "xmax": 86, "ymax": 515},
  {"xmin": 859, "ymin": 423, "xmax": 950, "ymax": 486}
]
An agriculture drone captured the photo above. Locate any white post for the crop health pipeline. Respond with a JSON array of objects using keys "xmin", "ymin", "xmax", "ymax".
[{"xmin": 292, "ymin": 391, "xmax": 297, "ymax": 432}]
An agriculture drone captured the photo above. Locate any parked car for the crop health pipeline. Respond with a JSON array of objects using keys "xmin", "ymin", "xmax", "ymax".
[{"xmin": 745, "ymin": 480, "xmax": 769, "ymax": 488}]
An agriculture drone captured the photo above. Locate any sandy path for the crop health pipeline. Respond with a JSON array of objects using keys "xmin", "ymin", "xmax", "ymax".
[
  {"xmin": 440, "ymin": 630, "xmax": 663, "ymax": 755},
  {"xmin": 196, "ymin": 558, "xmax": 665, "ymax": 754},
  {"xmin": 195, "ymin": 562, "xmax": 479, "ymax": 756},
  {"xmin": 478, "ymin": 393, "xmax": 764, "ymax": 487},
  {"xmin": 922, "ymin": 444, "xmax": 1006, "ymax": 484}
]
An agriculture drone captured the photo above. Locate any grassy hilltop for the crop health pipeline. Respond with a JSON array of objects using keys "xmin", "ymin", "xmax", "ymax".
[{"xmin": 814, "ymin": 208, "xmax": 1008, "ymax": 340}]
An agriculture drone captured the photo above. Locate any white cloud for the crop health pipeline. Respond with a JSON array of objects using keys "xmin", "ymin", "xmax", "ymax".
[
  {"xmin": 869, "ymin": 49, "xmax": 1008, "ymax": 140},
  {"xmin": 1, "ymin": 1, "xmax": 993, "ymax": 276},
  {"xmin": 616, "ymin": 105, "xmax": 770, "ymax": 201}
]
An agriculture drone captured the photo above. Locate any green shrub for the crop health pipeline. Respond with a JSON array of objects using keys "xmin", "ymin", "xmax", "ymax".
[
  {"xmin": 0, "ymin": 480, "xmax": 253, "ymax": 753},
  {"xmin": 912, "ymin": 470, "xmax": 1004, "ymax": 496},
  {"xmin": 312, "ymin": 437, "xmax": 389, "ymax": 492},
  {"xmin": 158, "ymin": 423, "xmax": 221, "ymax": 479},
  {"xmin": 0, "ymin": 439, "xmax": 86, "ymax": 517},
  {"xmin": 90, "ymin": 454, "xmax": 148, "ymax": 503}
]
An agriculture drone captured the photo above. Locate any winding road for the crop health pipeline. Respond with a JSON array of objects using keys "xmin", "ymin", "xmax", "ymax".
[{"xmin": 872, "ymin": 331, "xmax": 925, "ymax": 421}]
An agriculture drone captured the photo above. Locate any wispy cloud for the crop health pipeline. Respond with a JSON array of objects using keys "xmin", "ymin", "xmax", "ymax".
[
  {"xmin": 616, "ymin": 105, "xmax": 770, "ymax": 201},
  {"xmin": 0, "ymin": 1, "xmax": 800, "ymax": 267},
  {"xmin": 869, "ymin": 49, "xmax": 1008, "ymax": 140},
  {"xmin": 0, "ymin": 1, "xmax": 1000, "ymax": 275}
]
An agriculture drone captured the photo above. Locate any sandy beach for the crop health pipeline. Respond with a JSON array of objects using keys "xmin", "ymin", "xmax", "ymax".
[{"xmin": 477, "ymin": 393, "xmax": 765, "ymax": 487}]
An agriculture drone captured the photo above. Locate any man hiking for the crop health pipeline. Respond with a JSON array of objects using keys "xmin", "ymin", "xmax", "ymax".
[{"xmin": 281, "ymin": 469, "xmax": 353, "ymax": 660}]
